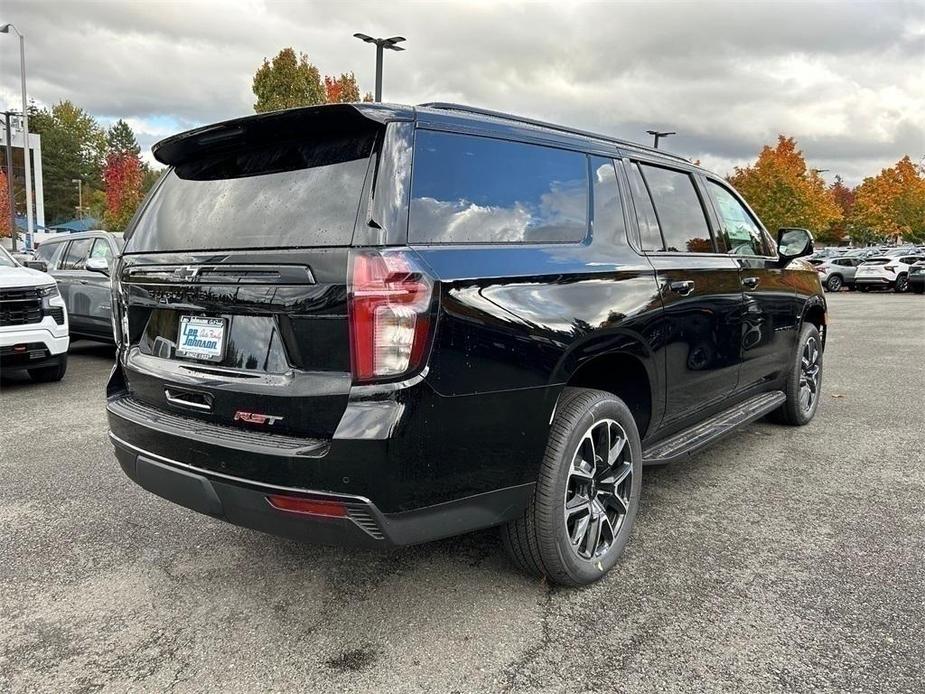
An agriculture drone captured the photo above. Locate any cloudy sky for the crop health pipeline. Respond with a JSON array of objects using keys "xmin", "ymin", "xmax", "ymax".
[{"xmin": 1, "ymin": 0, "xmax": 923, "ymax": 184}]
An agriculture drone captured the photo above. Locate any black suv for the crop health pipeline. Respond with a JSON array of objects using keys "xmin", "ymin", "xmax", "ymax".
[{"xmin": 106, "ymin": 103, "xmax": 826, "ymax": 586}]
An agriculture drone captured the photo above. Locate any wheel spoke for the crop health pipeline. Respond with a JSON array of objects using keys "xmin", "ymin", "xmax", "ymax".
[
  {"xmin": 565, "ymin": 491, "xmax": 591, "ymax": 517},
  {"xmin": 570, "ymin": 513, "xmax": 591, "ymax": 547},
  {"xmin": 583, "ymin": 513, "xmax": 602, "ymax": 557},
  {"xmin": 607, "ymin": 432, "xmax": 626, "ymax": 466},
  {"xmin": 599, "ymin": 461, "xmax": 632, "ymax": 488}
]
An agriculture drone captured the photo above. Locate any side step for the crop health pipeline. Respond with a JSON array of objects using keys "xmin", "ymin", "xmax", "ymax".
[{"xmin": 643, "ymin": 390, "xmax": 786, "ymax": 465}]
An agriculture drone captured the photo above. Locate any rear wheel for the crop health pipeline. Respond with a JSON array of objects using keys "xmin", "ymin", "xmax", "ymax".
[
  {"xmin": 28, "ymin": 354, "xmax": 68, "ymax": 383},
  {"xmin": 501, "ymin": 388, "xmax": 642, "ymax": 586},
  {"xmin": 894, "ymin": 274, "xmax": 909, "ymax": 293},
  {"xmin": 771, "ymin": 324, "xmax": 821, "ymax": 426},
  {"xmin": 825, "ymin": 275, "xmax": 843, "ymax": 292}
]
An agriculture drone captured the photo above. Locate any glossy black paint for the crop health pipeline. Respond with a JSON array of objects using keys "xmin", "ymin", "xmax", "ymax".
[{"xmin": 108, "ymin": 103, "xmax": 826, "ymax": 534}]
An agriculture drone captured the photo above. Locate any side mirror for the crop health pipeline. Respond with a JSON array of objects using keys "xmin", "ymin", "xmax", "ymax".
[
  {"xmin": 86, "ymin": 256, "xmax": 110, "ymax": 275},
  {"xmin": 777, "ymin": 227, "xmax": 814, "ymax": 266},
  {"xmin": 24, "ymin": 260, "xmax": 48, "ymax": 272}
]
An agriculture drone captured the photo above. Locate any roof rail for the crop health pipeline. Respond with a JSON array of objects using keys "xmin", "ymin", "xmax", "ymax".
[{"xmin": 417, "ymin": 102, "xmax": 690, "ymax": 164}]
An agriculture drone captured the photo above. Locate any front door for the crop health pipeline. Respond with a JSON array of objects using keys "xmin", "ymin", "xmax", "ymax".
[
  {"xmin": 703, "ymin": 179, "xmax": 800, "ymax": 390},
  {"xmin": 623, "ymin": 160, "xmax": 745, "ymax": 425}
]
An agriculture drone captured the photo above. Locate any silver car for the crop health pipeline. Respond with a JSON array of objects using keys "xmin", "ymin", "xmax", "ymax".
[
  {"xmin": 816, "ymin": 256, "xmax": 863, "ymax": 292},
  {"xmin": 32, "ymin": 230, "xmax": 123, "ymax": 342}
]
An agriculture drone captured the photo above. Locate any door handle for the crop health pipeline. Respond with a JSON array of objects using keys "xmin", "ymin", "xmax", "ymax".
[
  {"xmin": 668, "ymin": 280, "xmax": 695, "ymax": 296},
  {"xmin": 79, "ymin": 279, "xmax": 89, "ymax": 285},
  {"xmin": 742, "ymin": 276, "xmax": 760, "ymax": 289}
]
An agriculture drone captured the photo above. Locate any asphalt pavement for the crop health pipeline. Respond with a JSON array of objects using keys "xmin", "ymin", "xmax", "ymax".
[{"xmin": 1, "ymin": 292, "xmax": 923, "ymax": 693}]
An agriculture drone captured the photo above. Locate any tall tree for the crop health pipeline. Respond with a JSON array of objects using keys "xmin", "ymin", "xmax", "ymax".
[
  {"xmin": 252, "ymin": 48, "xmax": 325, "ymax": 112},
  {"xmin": 107, "ymin": 119, "xmax": 141, "ymax": 157},
  {"xmin": 727, "ymin": 136, "xmax": 842, "ymax": 238},
  {"xmin": 102, "ymin": 152, "xmax": 143, "ymax": 232},
  {"xmin": 821, "ymin": 175, "xmax": 856, "ymax": 244},
  {"xmin": 849, "ymin": 156, "xmax": 925, "ymax": 244},
  {"xmin": 28, "ymin": 101, "xmax": 107, "ymax": 224}
]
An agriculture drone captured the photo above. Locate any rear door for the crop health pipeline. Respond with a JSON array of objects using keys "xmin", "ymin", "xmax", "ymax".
[
  {"xmin": 79, "ymin": 237, "xmax": 116, "ymax": 338},
  {"xmin": 623, "ymin": 159, "xmax": 744, "ymax": 425},
  {"xmin": 703, "ymin": 178, "xmax": 800, "ymax": 391},
  {"xmin": 117, "ymin": 114, "xmax": 382, "ymax": 440}
]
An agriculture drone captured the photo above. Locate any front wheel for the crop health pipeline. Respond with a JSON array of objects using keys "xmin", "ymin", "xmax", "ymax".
[
  {"xmin": 771, "ymin": 324, "xmax": 822, "ymax": 426},
  {"xmin": 825, "ymin": 275, "xmax": 842, "ymax": 292},
  {"xmin": 894, "ymin": 274, "xmax": 909, "ymax": 293},
  {"xmin": 501, "ymin": 388, "xmax": 642, "ymax": 587}
]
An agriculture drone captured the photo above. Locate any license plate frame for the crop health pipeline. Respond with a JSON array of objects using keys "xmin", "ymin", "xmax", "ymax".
[{"xmin": 176, "ymin": 316, "xmax": 227, "ymax": 362}]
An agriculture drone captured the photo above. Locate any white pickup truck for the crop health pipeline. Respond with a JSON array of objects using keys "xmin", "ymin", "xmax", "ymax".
[{"xmin": 0, "ymin": 245, "xmax": 69, "ymax": 381}]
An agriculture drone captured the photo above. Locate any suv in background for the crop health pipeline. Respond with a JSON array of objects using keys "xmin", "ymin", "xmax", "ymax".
[
  {"xmin": 35, "ymin": 230, "xmax": 123, "ymax": 343},
  {"xmin": 0, "ymin": 245, "xmax": 69, "ymax": 381},
  {"xmin": 106, "ymin": 103, "xmax": 826, "ymax": 586},
  {"xmin": 816, "ymin": 256, "xmax": 862, "ymax": 291},
  {"xmin": 906, "ymin": 259, "xmax": 925, "ymax": 294},
  {"xmin": 855, "ymin": 254, "xmax": 922, "ymax": 292}
]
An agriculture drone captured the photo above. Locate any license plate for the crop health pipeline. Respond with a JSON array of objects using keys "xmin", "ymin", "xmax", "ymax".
[{"xmin": 176, "ymin": 316, "xmax": 226, "ymax": 362}]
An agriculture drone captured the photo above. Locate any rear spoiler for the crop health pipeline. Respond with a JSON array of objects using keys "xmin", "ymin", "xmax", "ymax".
[{"xmin": 152, "ymin": 103, "xmax": 414, "ymax": 167}]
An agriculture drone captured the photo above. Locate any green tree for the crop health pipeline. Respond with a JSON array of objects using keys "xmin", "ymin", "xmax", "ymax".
[
  {"xmin": 252, "ymin": 48, "xmax": 325, "ymax": 112},
  {"xmin": 28, "ymin": 101, "xmax": 107, "ymax": 224},
  {"xmin": 107, "ymin": 119, "xmax": 141, "ymax": 157},
  {"xmin": 849, "ymin": 156, "xmax": 925, "ymax": 244},
  {"xmin": 727, "ymin": 136, "xmax": 842, "ymax": 239}
]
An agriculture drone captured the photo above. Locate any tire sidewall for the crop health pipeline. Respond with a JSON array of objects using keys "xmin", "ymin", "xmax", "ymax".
[
  {"xmin": 544, "ymin": 395, "xmax": 642, "ymax": 584},
  {"xmin": 789, "ymin": 324, "xmax": 822, "ymax": 425},
  {"xmin": 826, "ymin": 275, "xmax": 842, "ymax": 292}
]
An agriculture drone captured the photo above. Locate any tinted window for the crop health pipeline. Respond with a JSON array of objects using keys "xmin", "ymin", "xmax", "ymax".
[
  {"xmin": 35, "ymin": 241, "xmax": 65, "ymax": 266},
  {"xmin": 708, "ymin": 181, "xmax": 769, "ymax": 256},
  {"xmin": 126, "ymin": 132, "xmax": 375, "ymax": 252},
  {"xmin": 639, "ymin": 164, "xmax": 713, "ymax": 253},
  {"xmin": 626, "ymin": 162, "xmax": 662, "ymax": 251},
  {"xmin": 60, "ymin": 238, "xmax": 93, "ymax": 270},
  {"xmin": 591, "ymin": 157, "xmax": 627, "ymax": 246},
  {"xmin": 409, "ymin": 130, "xmax": 588, "ymax": 244}
]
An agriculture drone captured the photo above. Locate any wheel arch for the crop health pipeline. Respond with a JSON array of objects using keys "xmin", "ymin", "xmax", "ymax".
[{"xmin": 801, "ymin": 295, "xmax": 828, "ymax": 348}]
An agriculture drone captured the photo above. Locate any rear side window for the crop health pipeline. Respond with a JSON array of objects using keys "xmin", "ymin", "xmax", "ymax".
[
  {"xmin": 126, "ymin": 131, "xmax": 376, "ymax": 252},
  {"xmin": 638, "ymin": 164, "xmax": 714, "ymax": 253},
  {"xmin": 626, "ymin": 163, "xmax": 663, "ymax": 251},
  {"xmin": 60, "ymin": 238, "xmax": 93, "ymax": 270},
  {"xmin": 590, "ymin": 157, "xmax": 627, "ymax": 246},
  {"xmin": 409, "ymin": 130, "xmax": 588, "ymax": 244}
]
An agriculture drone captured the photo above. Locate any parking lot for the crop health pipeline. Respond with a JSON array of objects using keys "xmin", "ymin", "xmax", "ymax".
[{"xmin": 1, "ymin": 292, "xmax": 923, "ymax": 693}]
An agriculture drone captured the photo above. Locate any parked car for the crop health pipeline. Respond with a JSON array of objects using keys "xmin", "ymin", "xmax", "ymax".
[
  {"xmin": 841, "ymin": 248, "xmax": 882, "ymax": 261},
  {"xmin": 33, "ymin": 230, "xmax": 123, "ymax": 343},
  {"xmin": 0, "ymin": 245, "xmax": 69, "ymax": 381},
  {"xmin": 105, "ymin": 103, "xmax": 826, "ymax": 586},
  {"xmin": 855, "ymin": 254, "xmax": 922, "ymax": 292},
  {"xmin": 908, "ymin": 260, "xmax": 925, "ymax": 294},
  {"xmin": 816, "ymin": 256, "xmax": 863, "ymax": 291}
]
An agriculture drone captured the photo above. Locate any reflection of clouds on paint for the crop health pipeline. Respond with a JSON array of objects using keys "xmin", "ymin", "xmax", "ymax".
[{"xmin": 410, "ymin": 177, "xmax": 587, "ymax": 244}]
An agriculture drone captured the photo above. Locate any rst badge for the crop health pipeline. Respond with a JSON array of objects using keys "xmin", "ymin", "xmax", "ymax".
[{"xmin": 234, "ymin": 411, "xmax": 284, "ymax": 426}]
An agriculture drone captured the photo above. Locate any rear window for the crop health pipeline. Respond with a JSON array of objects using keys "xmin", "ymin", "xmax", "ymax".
[
  {"xmin": 125, "ymin": 132, "xmax": 375, "ymax": 253},
  {"xmin": 864, "ymin": 259, "xmax": 889, "ymax": 265},
  {"xmin": 409, "ymin": 130, "xmax": 588, "ymax": 244}
]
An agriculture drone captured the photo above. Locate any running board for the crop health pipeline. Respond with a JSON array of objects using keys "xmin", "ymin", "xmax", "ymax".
[{"xmin": 643, "ymin": 390, "xmax": 786, "ymax": 465}]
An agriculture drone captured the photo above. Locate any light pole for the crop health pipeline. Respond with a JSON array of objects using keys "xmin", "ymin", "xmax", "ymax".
[
  {"xmin": 646, "ymin": 129, "xmax": 676, "ymax": 149},
  {"xmin": 1, "ymin": 23, "xmax": 33, "ymax": 251},
  {"xmin": 71, "ymin": 178, "xmax": 82, "ymax": 218},
  {"xmin": 2, "ymin": 111, "xmax": 15, "ymax": 246},
  {"xmin": 353, "ymin": 33, "xmax": 406, "ymax": 102}
]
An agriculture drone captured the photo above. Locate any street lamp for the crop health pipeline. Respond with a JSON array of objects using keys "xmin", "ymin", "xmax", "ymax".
[
  {"xmin": 353, "ymin": 33, "xmax": 406, "ymax": 102},
  {"xmin": 646, "ymin": 129, "xmax": 676, "ymax": 149},
  {"xmin": 1, "ymin": 23, "xmax": 34, "ymax": 251},
  {"xmin": 71, "ymin": 179, "xmax": 82, "ymax": 218}
]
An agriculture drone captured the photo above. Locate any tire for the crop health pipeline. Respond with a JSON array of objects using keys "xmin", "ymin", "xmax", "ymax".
[
  {"xmin": 894, "ymin": 274, "xmax": 909, "ymax": 293},
  {"xmin": 501, "ymin": 387, "xmax": 643, "ymax": 587},
  {"xmin": 28, "ymin": 354, "xmax": 68, "ymax": 383},
  {"xmin": 770, "ymin": 324, "xmax": 821, "ymax": 426},
  {"xmin": 825, "ymin": 275, "xmax": 843, "ymax": 292}
]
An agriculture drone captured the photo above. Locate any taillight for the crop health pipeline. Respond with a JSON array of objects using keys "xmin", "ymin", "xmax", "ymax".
[
  {"xmin": 885, "ymin": 265, "xmax": 897, "ymax": 273},
  {"xmin": 816, "ymin": 266, "xmax": 826, "ymax": 273},
  {"xmin": 348, "ymin": 250, "xmax": 435, "ymax": 382}
]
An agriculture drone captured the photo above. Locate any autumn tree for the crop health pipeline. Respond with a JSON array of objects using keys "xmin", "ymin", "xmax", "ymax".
[
  {"xmin": 324, "ymin": 73, "xmax": 362, "ymax": 103},
  {"xmin": 28, "ymin": 101, "xmax": 107, "ymax": 223},
  {"xmin": 727, "ymin": 136, "xmax": 842, "ymax": 239},
  {"xmin": 0, "ymin": 169, "xmax": 10, "ymax": 237},
  {"xmin": 102, "ymin": 120, "xmax": 144, "ymax": 232},
  {"xmin": 252, "ymin": 48, "xmax": 326, "ymax": 112},
  {"xmin": 819, "ymin": 176, "xmax": 856, "ymax": 244},
  {"xmin": 849, "ymin": 156, "xmax": 925, "ymax": 244}
]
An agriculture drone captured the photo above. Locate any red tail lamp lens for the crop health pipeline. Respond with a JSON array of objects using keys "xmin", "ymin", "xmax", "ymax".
[{"xmin": 266, "ymin": 495, "xmax": 347, "ymax": 518}]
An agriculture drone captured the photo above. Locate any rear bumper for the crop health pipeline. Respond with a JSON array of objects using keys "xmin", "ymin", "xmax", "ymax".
[{"xmin": 110, "ymin": 431, "xmax": 533, "ymax": 547}]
